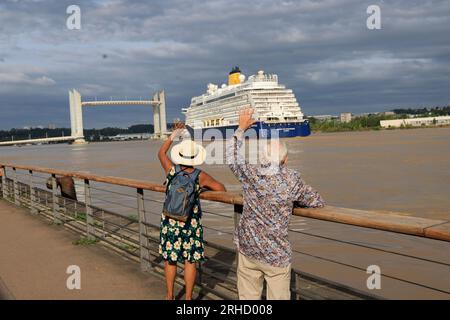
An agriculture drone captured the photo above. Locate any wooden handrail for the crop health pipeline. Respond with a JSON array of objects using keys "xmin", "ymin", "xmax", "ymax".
[{"xmin": 1, "ymin": 162, "xmax": 449, "ymax": 242}]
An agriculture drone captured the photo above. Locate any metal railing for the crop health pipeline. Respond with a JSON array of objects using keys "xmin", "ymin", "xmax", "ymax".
[{"xmin": 2, "ymin": 163, "xmax": 449, "ymax": 299}]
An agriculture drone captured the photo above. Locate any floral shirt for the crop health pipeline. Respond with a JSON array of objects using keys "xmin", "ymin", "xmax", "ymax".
[{"xmin": 226, "ymin": 128, "xmax": 325, "ymax": 267}]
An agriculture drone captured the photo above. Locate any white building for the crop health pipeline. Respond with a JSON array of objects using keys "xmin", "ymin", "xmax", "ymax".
[
  {"xmin": 109, "ymin": 133, "xmax": 152, "ymax": 141},
  {"xmin": 340, "ymin": 113, "xmax": 352, "ymax": 123},
  {"xmin": 311, "ymin": 115, "xmax": 336, "ymax": 121},
  {"xmin": 380, "ymin": 116, "xmax": 450, "ymax": 128}
]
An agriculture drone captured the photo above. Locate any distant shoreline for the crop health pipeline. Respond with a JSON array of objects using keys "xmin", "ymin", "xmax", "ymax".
[
  {"xmin": 1, "ymin": 124, "xmax": 449, "ymax": 145},
  {"xmin": 310, "ymin": 124, "xmax": 450, "ymax": 134}
]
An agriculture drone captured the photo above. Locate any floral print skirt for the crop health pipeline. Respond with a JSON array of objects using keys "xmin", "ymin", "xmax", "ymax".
[{"xmin": 159, "ymin": 210, "xmax": 205, "ymax": 264}]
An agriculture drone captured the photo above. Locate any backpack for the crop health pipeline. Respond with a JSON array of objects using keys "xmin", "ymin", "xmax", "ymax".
[{"xmin": 162, "ymin": 165, "xmax": 201, "ymax": 222}]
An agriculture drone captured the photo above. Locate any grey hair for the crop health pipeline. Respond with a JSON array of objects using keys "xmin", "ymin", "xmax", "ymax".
[{"xmin": 260, "ymin": 140, "xmax": 288, "ymax": 164}]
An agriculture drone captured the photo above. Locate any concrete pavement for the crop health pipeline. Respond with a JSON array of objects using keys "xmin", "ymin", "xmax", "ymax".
[{"xmin": 0, "ymin": 200, "xmax": 168, "ymax": 300}]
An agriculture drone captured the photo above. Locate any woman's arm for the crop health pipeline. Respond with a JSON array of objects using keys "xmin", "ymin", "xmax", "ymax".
[
  {"xmin": 158, "ymin": 137, "xmax": 175, "ymax": 174},
  {"xmin": 199, "ymin": 172, "xmax": 227, "ymax": 191},
  {"xmin": 158, "ymin": 123, "xmax": 185, "ymax": 174}
]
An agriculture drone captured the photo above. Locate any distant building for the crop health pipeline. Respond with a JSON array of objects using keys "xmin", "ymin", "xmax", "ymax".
[
  {"xmin": 48, "ymin": 124, "xmax": 56, "ymax": 130},
  {"xmin": 310, "ymin": 115, "xmax": 335, "ymax": 121},
  {"xmin": 340, "ymin": 113, "xmax": 352, "ymax": 123},
  {"xmin": 382, "ymin": 111, "xmax": 395, "ymax": 116},
  {"xmin": 109, "ymin": 133, "xmax": 152, "ymax": 141},
  {"xmin": 380, "ymin": 116, "xmax": 450, "ymax": 128},
  {"xmin": 358, "ymin": 112, "xmax": 377, "ymax": 117}
]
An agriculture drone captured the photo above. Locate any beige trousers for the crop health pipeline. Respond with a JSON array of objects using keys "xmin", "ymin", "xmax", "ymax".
[{"xmin": 237, "ymin": 252, "xmax": 291, "ymax": 300}]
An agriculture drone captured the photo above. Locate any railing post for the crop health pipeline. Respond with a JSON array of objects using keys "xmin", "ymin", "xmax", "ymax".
[
  {"xmin": 1, "ymin": 166, "xmax": 6, "ymax": 200},
  {"xmin": 51, "ymin": 174, "xmax": 62, "ymax": 224},
  {"xmin": 233, "ymin": 204, "xmax": 242, "ymax": 273},
  {"xmin": 290, "ymin": 269, "xmax": 298, "ymax": 300},
  {"xmin": 13, "ymin": 167, "xmax": 20, "ymax": 205},
  {"xmin": 233, "ymin": 204, "xmax": 242, "ymax": 228},
  {"xmin": 29, "ymin": 170, "xmax": 37, "ymax": 214},
  {"xmin": 137, "ymin": 188, "xmax": 150, "ymax": 272},
  {"xmin": 84, "ymin": 179, "xmax": 95, "ymax": 240},
  {"xmin": 198, "ymin": 262, "xmax": 203, "ymax": 285}
]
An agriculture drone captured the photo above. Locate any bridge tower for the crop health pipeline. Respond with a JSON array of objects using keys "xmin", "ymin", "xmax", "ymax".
[
  {"xmin": 69, "ymin": 89, "xmax": 86, "ymax": 144},
  {"xmin": 68, "ymin": 89, "xmax": 168, "ymax": 144}
]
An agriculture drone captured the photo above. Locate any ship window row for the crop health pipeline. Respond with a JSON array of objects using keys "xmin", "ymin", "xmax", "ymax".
[
  {"xmin": 189, "ymin": 99, "xmax": 249, "ymax": 115},
  {"xmin": 205, "ymin": 93, "xmax": 235, "ymax": 104},
  {"xmin": 190, "ymin": 92, "xmax": 237, "ymax": 108},
  {"xmin": 190, "ymin": 94, "xmax": 243, "ymax": 110},
  {"xmin": 255, "ymin": 96, "xmax": 294, "ymax": 99},
  {"xmin": 189, "ymin": 102, "xmax": 300, "ymax": 113},
  {"xmin": 189, "ymin": 107, "xmax": 301, "ymax": 119},
  {"xmin": 188, "ymin": 101, "xmax": 301, "ymax": 119},
  {"xmin": 251, "ymin": 92, "xmax": 293, "ymax": 95},
  {"xmin": 190, "ymin": 100, "xmax": 298, "ymax": 114},
  {"xmin": 250, "ymin": 90, "xmax": 293, "ymax": 95}
]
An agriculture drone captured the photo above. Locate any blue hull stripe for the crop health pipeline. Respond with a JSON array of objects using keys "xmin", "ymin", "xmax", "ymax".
[{"xmin": 186, "ymin": 121, "xmax": 311, "ymax": 139}]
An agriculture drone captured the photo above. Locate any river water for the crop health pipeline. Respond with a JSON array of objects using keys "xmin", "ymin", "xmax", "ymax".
[
  {"xmin": 1, "ymin": 127, "xmax": 449, "ymax": 219},
  {"xmin": 2, "ymin": 127, "xmax": 450, "ymax": 298}
]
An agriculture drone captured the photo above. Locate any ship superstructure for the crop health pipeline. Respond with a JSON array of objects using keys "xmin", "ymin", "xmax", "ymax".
[{"xmin": 183, "ymin": 67, "xmax": 310, "ymax": 138}]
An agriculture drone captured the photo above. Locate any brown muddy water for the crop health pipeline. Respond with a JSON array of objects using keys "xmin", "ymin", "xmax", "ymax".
[
  {"xmin": 1, "ymin": 127, "xmax": 450, "ymax": 299},
  {"xmin": 0, "ymin": 127, "xmax": 449, "ymax": 219}
]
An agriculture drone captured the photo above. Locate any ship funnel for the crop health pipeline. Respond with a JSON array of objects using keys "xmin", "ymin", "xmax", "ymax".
[{"xmin": 228, "ymin": 66, "xmax": 242, "ymax": 85}]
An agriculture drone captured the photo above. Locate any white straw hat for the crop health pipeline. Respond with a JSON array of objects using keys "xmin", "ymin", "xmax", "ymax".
[{"xmin": 170, "ymin": 140, "xmax": 206, "ymax": 166}]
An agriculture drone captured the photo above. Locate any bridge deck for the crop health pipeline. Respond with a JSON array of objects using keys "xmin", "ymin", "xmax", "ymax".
[{"xmin": 0, "ymin": 136, "xmax": 77, "ymax": 147}]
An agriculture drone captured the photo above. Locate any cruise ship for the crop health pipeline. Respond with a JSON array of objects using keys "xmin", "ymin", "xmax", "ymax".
[{"xmin": 182, "ymin": 67, "xmax": 310, "ymax": 138}]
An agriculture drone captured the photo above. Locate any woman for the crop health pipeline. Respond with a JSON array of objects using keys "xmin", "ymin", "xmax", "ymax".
[{"xmin": 158, "ymin": 124, "xmax": 226, "ymax": 300}]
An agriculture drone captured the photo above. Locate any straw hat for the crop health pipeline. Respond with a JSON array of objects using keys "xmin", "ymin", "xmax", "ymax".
[{"xmin": 170, "ymin": 140, "xmax": 206, "ymax": 166}]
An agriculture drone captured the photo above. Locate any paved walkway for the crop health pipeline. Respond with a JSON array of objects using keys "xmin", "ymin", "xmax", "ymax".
[{"xmin": 0, "ymin": 200, "xmax": 168, "ymax": 300}]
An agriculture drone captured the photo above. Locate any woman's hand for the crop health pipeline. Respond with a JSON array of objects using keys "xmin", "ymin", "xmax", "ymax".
[
  {"xmin": 238, "ymin": 107, "xmax": 256, "ymax": 131},
  {"xmin": 169, "ymin": 129, "xmax": 183, "ymax": 142},
  {"xmin": 169, "ymin": 122, "xmax": 186, "ymax": 141},
  {"xmin": 159, "ymin": 123, "xmax": 185, "ymax": 174}
]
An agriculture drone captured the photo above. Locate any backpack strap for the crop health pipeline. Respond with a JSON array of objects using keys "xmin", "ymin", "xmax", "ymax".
[
  {"xmin": 174, "ymin": 164, "xmax": 182, "ymax": 174},
  {"xmin": 190, "ymin": 168, "xmax": 201, "ymax": 183},
  {"xmin": 165, "ymin": 165, "xmax": 182, "ymax": 194},
  {"xmin": 190, "ymin": 169, "xmax": 201, "ymax": 198}
]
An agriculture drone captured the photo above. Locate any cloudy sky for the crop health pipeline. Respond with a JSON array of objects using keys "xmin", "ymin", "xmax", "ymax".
[{"xmin": 0, "ymin": 0, "xmax": 449, "ymax": 129}]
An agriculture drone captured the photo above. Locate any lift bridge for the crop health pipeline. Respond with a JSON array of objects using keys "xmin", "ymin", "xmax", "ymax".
[{"xmin": 0, "ymin": 90, "xmax": 168, "ymax": 146}]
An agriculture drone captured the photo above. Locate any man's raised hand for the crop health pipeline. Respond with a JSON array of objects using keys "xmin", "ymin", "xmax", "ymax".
[{"xmin": 238, "ymin": 107, "xmax": 256, "ymax": 131}]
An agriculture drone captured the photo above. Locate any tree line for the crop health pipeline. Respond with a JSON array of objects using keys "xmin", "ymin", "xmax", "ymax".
[
  {"xmin": 0, "ymin": 124, "xmax": 160, "ymax": 142},
  {"xmin": 309, "ymin": 106, "xmax": 450, "ymax": 133}
]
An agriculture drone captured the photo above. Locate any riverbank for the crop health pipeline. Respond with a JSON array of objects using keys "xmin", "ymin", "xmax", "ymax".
[{"xmin": 310, "ymin": 119, "xmax": 450, "ymax": 133}]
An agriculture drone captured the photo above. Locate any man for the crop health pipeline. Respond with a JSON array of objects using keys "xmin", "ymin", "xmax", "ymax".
[
  {"xmin": 226, "ymin": 108, "xmax": 325, "ymax": 300},
  {"xmin": 46, "ymin": 176, "xmax": 77, "ymax": 201}
]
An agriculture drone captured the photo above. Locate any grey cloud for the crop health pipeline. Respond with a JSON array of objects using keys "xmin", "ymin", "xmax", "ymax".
[{"xmin": 0, "ymin": 0, "xmax": 449, "ymax": 129}]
